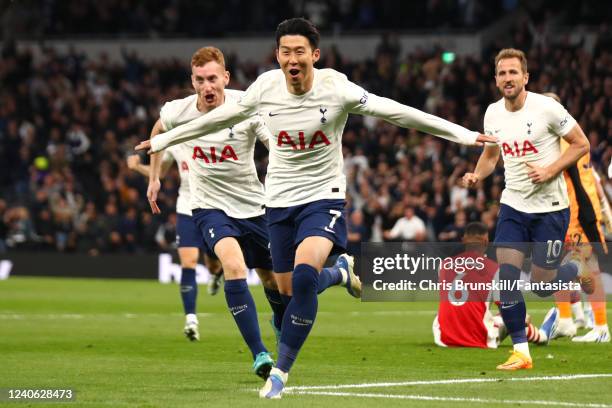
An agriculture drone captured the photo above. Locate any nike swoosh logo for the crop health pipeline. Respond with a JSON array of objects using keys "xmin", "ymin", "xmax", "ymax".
[
  {"xmin": 291, "ymin": 319, "xmax": 310, "ymax": 326},
  {"xmin": 232, "ymin": 309, "xmax": 247, "ymax": 316},
  {"xmin": 268, "ymin": 112, "xmax": 280, "ymax": 117}
]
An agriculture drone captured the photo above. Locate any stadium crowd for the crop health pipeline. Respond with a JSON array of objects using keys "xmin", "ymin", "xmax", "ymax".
[
  {"xmin": 2, "ymin": 0, "xmax": 514, "ymax": 40},
  {"xmin": 0, "ymin": 20, "xmax": 610, "ymax": 255}
]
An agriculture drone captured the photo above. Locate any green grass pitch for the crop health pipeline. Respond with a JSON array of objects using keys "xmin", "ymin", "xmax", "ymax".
[{"xmin": 1, "ymin": 276, "xmax": 611, "ymax": 407}]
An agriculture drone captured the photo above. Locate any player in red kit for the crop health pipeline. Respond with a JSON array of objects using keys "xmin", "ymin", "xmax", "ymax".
[{"xmin": 434, "ymin": 222, "xmax": 553, "ymax": 348}]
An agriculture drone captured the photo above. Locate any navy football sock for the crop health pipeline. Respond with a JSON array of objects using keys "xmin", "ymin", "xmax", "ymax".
[
  {"xmin": 277, "ymin": 264, "xmax": 319, "ymax": 373},
  {"xmin": 180, "ymin": 268, "xmax": 197, "ymax": 315},
  {"xmin": 317, "ymin": 265, "xmax": 343, "ymax": 294},
  {"xmin": 263, "ymin": 286, "xmax": 286, "ymax": 331},
  {"xmin": 499, "ymin": 263, "xmax": 528, "ymax": 344},
  {"xmin": 224, "ymin": 279, "xmax": 266, "ymax": 358},
  {"xmin": 280, "ymin": 294, "xmax": 292, "ymax": 306},
  {"xmin": 556, "ymin": 262, "xmax": 578, "ymax": 282},
  {"xmin": 502, "ymin": 301, "xmax": 528, "ymax": 344}
]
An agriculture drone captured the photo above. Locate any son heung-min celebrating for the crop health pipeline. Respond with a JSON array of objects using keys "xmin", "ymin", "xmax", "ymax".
[{"xmin": 137, "ymin": 18, "xmax": 496, "ymax": 399}]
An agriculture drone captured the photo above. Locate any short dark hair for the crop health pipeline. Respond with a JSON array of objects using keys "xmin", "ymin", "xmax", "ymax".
[
  {"xmin": 464, "ymin": 222, "xmax": 488, "ymax": 237},
  {"xmin": 275, "ymin": 17, "xmax": 320, "ymax": 50}
]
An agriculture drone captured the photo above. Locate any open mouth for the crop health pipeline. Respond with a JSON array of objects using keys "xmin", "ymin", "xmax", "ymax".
[
  {"xmin": 289, "ymin": 69, "xmax": 300, "ymax": 78},
  {"xmin": 204, "ymin": 94, "xmax": 215, "ymax": 103},
  {"xmin": 504, "ymin": 84, "xmax": 514, "ymax": 91}
]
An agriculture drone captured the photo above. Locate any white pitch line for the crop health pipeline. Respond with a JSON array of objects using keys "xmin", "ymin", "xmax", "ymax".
[
  {"xmin": 0, "ymin": 308, "xmax": 562, "ymax": 319},
  {"xmin": 290, "ymin": 390, "xmax": 612, "ymax": 408},
  {"xmin": 0, "ymin": 312, "xmax": 214, "ymax": 319},
  {"xmin": 285, "ymin": 373, "xmax": 612, "ymax": 391}
]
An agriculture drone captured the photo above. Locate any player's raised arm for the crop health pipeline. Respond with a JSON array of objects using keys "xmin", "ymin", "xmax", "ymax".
[
  {"xmin": 126, "ymin": 151, "xmax": 173, "ymax": 179},
  {"xmin": 462, "ymin": 106, "xmax": 501, "ymax": 188},
  {"xmin": 341, "ymin": 78, "xmax": 496, "ymax": 146},
  {"xmin": 126, "ymin": 154, "xmax": 150, "ymax": 177},
  {"xmin": 135, "ymin": 95, "xmax": 256, "ymax": 154},
  {"xmin": 463, "ymin": 144, "xmax": 501, "ymax": 188}
]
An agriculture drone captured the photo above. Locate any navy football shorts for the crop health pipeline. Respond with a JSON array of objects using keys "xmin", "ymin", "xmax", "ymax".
[
  {"xmin": 494, "ymin": 204, "xmax": 570, "ymax": 269},
  {"xmin": 176, "ymin": 213, "xmax": 215, "ymax": 257},
  {"xmin": 266, "ymin": 199, "xmax": 347, "ymax": 273},
  {"xmin": 192, "ymin": 209, "xmax": 272, "ymax": 270}
]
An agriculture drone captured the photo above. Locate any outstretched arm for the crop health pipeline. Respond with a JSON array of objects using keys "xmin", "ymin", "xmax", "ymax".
[
  {"xmin": 344, "ymin": 85, "xmax": 496, "ymax": 146},
  {"xmin": 135, "ymin": 100, "xmax": 254, "ymax": 153}
]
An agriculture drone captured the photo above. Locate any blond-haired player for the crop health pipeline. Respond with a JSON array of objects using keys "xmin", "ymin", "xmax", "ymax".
[{"xmin": 145, "ymin": 46, "xmax": 287, "ymax": 379}]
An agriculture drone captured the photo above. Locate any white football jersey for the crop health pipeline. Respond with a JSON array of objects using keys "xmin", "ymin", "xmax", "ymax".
[
  {"xmin": 152, "ymin": 68, "xmax": 479, "ymax": 208},
  {"xmin": 484, "ymin": 92, "xmax": 576, "ymax": 213},
  {"xmin": 161, "ymin": 145, "xmax": 192, "ymax": 215},
  {"xmin": 159, "ymin": 91, "xmax": 269, "ymax": 218}
]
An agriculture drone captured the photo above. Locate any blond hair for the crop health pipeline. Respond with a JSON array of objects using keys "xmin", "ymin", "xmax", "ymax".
[
  {"xmin": 191, "ymin": 46, "xmax": 225, "ymax": 68},
  {"xmin": 494, "ymin": 48, "xmax": 527, "ymax": 74}
]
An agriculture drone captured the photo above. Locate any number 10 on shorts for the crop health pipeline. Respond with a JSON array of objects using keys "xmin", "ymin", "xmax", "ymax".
[{"xmin": 546, "ymin": 239, "xmax": 562, "ymax": 263}]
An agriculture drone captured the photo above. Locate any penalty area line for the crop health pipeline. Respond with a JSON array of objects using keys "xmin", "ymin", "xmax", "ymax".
[{"xmin": 288, "ymin": 390, "xmax": 612, "ymax": 408}]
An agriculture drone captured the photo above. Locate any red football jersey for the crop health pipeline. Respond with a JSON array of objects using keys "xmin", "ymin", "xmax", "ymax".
[{"xmin": 434, "ymin": 250, "xmax": 499, "ymax": 348}]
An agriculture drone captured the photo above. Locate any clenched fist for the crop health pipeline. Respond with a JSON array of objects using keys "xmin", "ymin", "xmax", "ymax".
[
  {"xmin": 127, "ymin": 155, "xmax": 141, "ymax": 170},
  {"xmin": 462, "ymin": 172, "xmax": 480, "ymax": 188}
]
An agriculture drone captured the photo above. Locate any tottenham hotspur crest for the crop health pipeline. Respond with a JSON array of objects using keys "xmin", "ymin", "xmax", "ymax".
[{"xmin": 319, "ymin": 107, "xmax": 327, "ymax": 123}]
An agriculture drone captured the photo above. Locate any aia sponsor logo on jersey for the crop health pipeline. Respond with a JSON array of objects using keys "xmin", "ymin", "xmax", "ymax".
[
  {"xmin": 276, "ymin": 130, "xmax": 331, "ymax": 150},
  {"xmin": 192, "ymin": 145, "xmax": 238, "ymax": 164},
  {"xmin": 501, "ymin": 140, "xmax": 538, "ymax": 157}
]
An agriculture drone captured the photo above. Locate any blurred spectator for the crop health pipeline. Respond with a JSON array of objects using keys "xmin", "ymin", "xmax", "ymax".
[
  {"xmin": 4, "ymin": 207, "xmax": 38, "ymax": 250},
  {"xmin": 347, "ymin": 210, "xmax": 368, "ymax": 256},
  {"xmin": 0, "ymin": 199, "xmax": 7, "ymax": 253},
  {"xmin": 1, "ymin": 1, "xmax": 520, "ymax": 40},
  {"xmin": 75, "ymin": 202, "xmax": 105, "ymax": 256},
  {"xmin": 139, "ymin": 212, "xmax": 161, "ymax": 252},
  {"xmin": 438, "ymin": 211, "xmax": 468, "ymax": 242},
  {"xmin": 155, "ymin": 213, "xmax": 178, "ymax": 251},
  {"xmin": 99, "ymin": 202, "xmax": 122, "ymax": 253},
  {"xmin": 384, "ymin": 207, "xmax": 427, "ymax": 242},
  {"xmin": 119, "ymin": 207, "xmax": 139, "ymax": 253}
]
